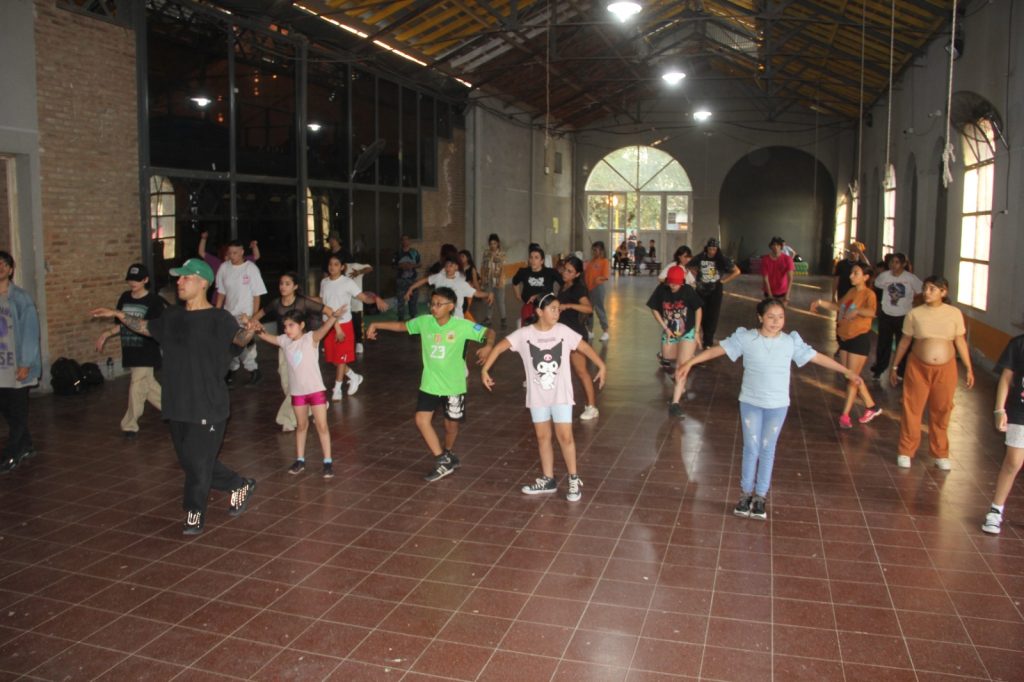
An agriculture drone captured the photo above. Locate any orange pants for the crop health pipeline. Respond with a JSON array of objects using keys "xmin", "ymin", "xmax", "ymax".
[{"xmin": 898, "ymin": 355, "xmax": 958, "ymax": 459}]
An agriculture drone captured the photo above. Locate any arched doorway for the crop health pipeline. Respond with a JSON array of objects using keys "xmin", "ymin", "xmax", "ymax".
[
  {"xmin": 719, "ymin": 146, "xmax": 834, "ymax": 273},
  {"xmin": 584, "ymin": 146, "xmax": 692, "ymax": 268}
]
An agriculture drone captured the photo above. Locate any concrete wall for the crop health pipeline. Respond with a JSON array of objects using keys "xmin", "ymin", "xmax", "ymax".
[
  {"xmin": 420, "ymin": 127, "xmax": 468, "ymax": 269},
  {"xmin": 848, "ymin": 0, "xmax": 1023, "ymax": 358},
  {"xmin": 466, "ymin": 105, "xmax": 574, "ymax": 265}
]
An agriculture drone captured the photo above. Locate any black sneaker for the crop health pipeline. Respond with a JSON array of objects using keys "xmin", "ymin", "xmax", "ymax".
[
  {"xmin": 183, "ymin": 510, "xmax": 205, "ymax": 535},
  {"xmin": 123, "ymin": 430, "xmax": 138, "ymax": 439},
  {"xmin": 322, "ymin": 462, "xmax": 334, "ymax": 479},
  {"xmin": 288, "ymin": 460, "xmax": 305, "ymax": 475},
  {"xmin": 225, "ymin": 370, "xmax": 237, "ymax": 388},
  {"xmin": 734, "ymin": 495, "xmax": 752, "ymax": 518},
  {"xmin": 668, "ymin": 402, "xmax": 684, "ymax": 418},
  {"xmin": 521, "ymin": 475, "xmax": 557, "ymax": 495},
  {"xmin": 228, "ymin": 479, "xmax": 256, "ymax": 517},
  {"xmin": 0, "ymin": 455, "xmax": 17, "ymax": 474},
  {"xmin": 424, "ymin": 453, "xmax": 459, "ymax": 482},
  {"xmin": 750, "ymin": 496, "xmax": 767, "ymax": 520},
  {"xmin": 248, "ymin": 369, "xmax": 263, "ymax": 386}
]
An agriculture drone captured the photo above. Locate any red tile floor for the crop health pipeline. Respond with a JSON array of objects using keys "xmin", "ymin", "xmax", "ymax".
[{"xmin": 1, "ymin": 274, "xmax": 1022, "ymax": 681}]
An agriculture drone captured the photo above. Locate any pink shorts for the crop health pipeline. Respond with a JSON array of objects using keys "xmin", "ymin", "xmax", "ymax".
[
  {"xmin": 323, "ymin": 320, "xmax": 356, "ymax": 364},
  {"xmin": 291, "ymin": 391, "xmax": 327, "ymax": 407}
]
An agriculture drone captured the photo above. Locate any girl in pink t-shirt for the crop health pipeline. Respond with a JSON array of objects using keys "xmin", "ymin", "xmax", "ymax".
[
  {"xmin": 252, "ymin": 308, "xmax": 344, "ymax": 478},
  {"xmin": 481, "ymin": 294, "xmax": 606, "ymax": 501}
]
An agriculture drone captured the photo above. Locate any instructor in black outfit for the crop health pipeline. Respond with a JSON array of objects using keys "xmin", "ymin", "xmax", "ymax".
[
  {"xmin": 693, "ymin": 238, "xmax": 740, "ymax": 348},
  {"xmin": 92, "ymin": 258, "xmax": 256, "ymax": 535}
]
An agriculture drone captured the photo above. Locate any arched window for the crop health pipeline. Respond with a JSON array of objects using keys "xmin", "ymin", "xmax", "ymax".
[
  {"xmin": 306, "ymin": 189, "xmax": 330, "ymax": 247},
  {"xmin": 958, "ymin": 118, "xmax": 996, "ymax": 310},
  {"xmin": 585, "ymin": 146, "xmax": 692, "ymax": 259},
  {"xmin": 882, "ymin": 164, "xmax": 896, "ymax": 256},
  {"xmin": 149, "ymin": 175, "xmax": 175, "ymax": 260},
  {"xmin": 833, "ymin": 193, "xmax": 849, "ymax": 259}
]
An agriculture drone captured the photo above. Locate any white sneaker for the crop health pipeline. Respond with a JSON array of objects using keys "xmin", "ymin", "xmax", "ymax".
[
  {"xmin": 347, "ymin": 372, "xmax": 363, "ymax": 396},
  {"xmin": 356, "ymin": 343, "xmax": 364, "ymax": 354},
  {"xmin": 599, "ymin": 332, "xmax": 609, "ymax": 342},
  {"xmin": 281, "ymin": 424, "xmax": 296, "ymax": 433},
  {"xmin": 896, "ymin": 455, "xmax": 912, "ymax": 468},
  {"xmin": 580, "ymin": 405, "xmax": 599, "ymax": 421},
  {"xmin": 982, "ymin": 509, "xmax": 1003, "ymax": 534},
  {"xmin": 933, "ymin": 457, "xmax": 952, "ymax": 471},
  {"xmin": 331, "ymin": 385, "xmax": 343, "ymax": 402}
]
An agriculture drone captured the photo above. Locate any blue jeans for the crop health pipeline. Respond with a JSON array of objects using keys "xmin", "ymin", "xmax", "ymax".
[
  {"xmin": 739, "ymin": 402, "xmax": 789, "ymax": 497},
  {"xmin": 396, "ymin": 278, "xmax": 418, "ymax": 320},
  {"xmin": 589, "ymin": 283, "xmax": 608, "ymax": 332}
]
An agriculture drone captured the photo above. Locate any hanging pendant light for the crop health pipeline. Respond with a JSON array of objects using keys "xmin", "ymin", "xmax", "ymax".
[
  {"xmin": 607, "ymin": 2, "xmax": 642, "ymax": 23},
  {"xmin": 661, "ymin": 70, "xmax": 686, "ymax": 85}
]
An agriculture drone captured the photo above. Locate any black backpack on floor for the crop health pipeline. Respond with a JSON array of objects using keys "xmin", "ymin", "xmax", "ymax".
[
  {"xmin": 80, "ymin": 362, "xmax": 104, "ymax": 387},
  {"xmin": 50, "ymin": 357, "xmax": 85, "ymax": 396}
]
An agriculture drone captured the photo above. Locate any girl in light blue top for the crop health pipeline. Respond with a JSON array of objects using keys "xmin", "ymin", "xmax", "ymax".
[{"xmin": 675, "ymin": 298, "xmax": 859, "ymax": 520}]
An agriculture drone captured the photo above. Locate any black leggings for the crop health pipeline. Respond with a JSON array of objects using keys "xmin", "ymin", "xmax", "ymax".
[
  {"xmin": 169, "ymin": 420, "xmax": 243, "ymax": 513},
  {"xmin": 0, "ymin": 387, "xmax": 32, "ymax": 457},
  {"xmin": 698, "ymin": 284, "xmax": 723, "ymax": 348}
]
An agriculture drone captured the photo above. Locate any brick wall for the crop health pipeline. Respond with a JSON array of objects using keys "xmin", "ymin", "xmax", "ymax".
[
  {"xmin": 34, "ymin": 1, "xmax": 140, "ymax": 366},
  {"xmin": 419, "ymin": 128, "xmax": 465, "ymax": 267}
]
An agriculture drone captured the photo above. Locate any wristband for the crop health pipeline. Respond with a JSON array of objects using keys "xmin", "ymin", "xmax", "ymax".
[{"xmin": 994, "ymin": 409, "xmax": 1006, "ymax": 415}]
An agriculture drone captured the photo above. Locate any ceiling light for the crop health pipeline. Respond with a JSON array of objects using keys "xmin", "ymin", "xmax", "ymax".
[
  {"xmin": 607, "ymin": 2, "xmax": 641, "ymax": 23},
  {"xmin": 693, "ymin": 109, "xmax": 712, "ymax": 122},
  {"xmin": 190, "ymin": 97, "xmax": 211, "ymax": 108},
  {"xmin": 662, "ymin": 70, "xmax": 686, "ymax": 85},
  {"xmin": 307, "ymin": 123, "xmax": 322, "ymax": 132}
]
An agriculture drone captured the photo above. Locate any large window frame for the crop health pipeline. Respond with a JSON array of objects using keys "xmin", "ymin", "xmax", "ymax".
[
  {"xmin": 149, "ymin": 175, "xmax": 176, "ymax": 261},
  {"xmin": 882, "ymin": 164, "xmax": 896, "ymax": 256},
  {"xmin": 957, "ymin": 119, "xmax": 996, "ymax": 311},
  {"xmin": 833, "ymin": 193, "xmax": 849, "ymax": 260}
]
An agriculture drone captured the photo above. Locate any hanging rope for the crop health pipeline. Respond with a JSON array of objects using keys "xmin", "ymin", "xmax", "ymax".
[
  {"xmin": 883, "ymin": 0, "xmax": 896, "ymax": 190},
  {"xmin": 942, "ymin": 0, "xmax": 959, "ymax": 188},
  {"xmin": 544, "ymin": 0, "xmax": 551, "ymax": 150}
]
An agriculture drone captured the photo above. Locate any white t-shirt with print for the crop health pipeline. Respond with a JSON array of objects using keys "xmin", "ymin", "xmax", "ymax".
[
  {"xmin": 320, "ymin": 276, "xmax": 361, "ymax": 324},
  {"xmin": 874, "ymin": 270, "xmax": 922, "ymax": 317},
  {"xmin": 215, "ymin": 261, "xmax": 267, "ymax": 317},
  {"xmin": 505, "ymin": 322, "xmax": 582, "ymax": 409},
  {"xmin": 428, "ymin": 272, "xmax": 476, "ymax": 319}
]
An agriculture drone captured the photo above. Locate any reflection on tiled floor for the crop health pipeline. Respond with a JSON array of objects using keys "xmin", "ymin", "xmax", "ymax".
[{"xmin": 1, "ymin": 274, "xmax": 1022, "ymax": 681}]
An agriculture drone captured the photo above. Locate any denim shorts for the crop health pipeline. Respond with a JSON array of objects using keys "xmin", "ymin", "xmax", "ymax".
[
  {"xmin": 529, "ymin": 404, "xmax": 573, "ymax": 423},
  {"xmin": 662, "ymin": 327, "xmax": 696, "ymax": 345},
  {"xmin": 1007, "ymin": 423, "xmax": 1024, "ymax": 449}
]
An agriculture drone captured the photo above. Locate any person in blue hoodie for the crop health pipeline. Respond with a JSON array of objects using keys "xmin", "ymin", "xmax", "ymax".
[{"xmin": 0, "ymin": 251, "xmax": 41, "ymax": 473}]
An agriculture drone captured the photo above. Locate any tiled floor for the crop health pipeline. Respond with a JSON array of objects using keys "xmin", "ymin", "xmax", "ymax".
[{"xmin": 1, "ymin": 273, "xmax": 1022, "ymax": 681}]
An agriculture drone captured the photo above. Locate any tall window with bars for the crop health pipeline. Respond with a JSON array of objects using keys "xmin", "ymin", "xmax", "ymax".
[
  {"xmin": 957, "ymin": 119, "xmax": 996, "ymax": 311},
  {"xmin": 882, "ymin": 164, "xmax": 896, "ymax": 256},
  {"xmin": 149, "ymin": 176, "xmax": 175, "ymax": 261},
  {"xmin": 833, "ymin": 194, "xmax": 849, "ymax": 260}
]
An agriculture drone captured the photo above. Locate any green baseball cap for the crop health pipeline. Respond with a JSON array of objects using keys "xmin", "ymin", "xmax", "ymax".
[{"xmin": 170, "ymin": 258, "xmax": 215, "ymax": 283}]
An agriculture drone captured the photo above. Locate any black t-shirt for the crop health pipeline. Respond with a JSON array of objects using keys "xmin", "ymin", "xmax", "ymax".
[
  {"xmin": 646, "ymin": 284, "xmax": 704, "ymax": 335},
  {"xmin": 262, "ymin": 295, "xmax": 325, "ymax": 331},
  {"xmin": 694, "ymin": 252, "xmax": 734, "ymax": 292},
  {"xmin": 557, "ymin": 280, "xmax": 589, "ymax": 336},
  {"xmin": 117, "ymin": 291, "xmax": 167, "ymax": 368},
  {"xmin": 148, "ymin": 307, "xmax": 242, "ymax": 424},
  {"xmin": 512, "ymin": 267, "xmax": 560, "ymax": 303},
  {"xmin": 996, "ymin": 334, "xmax": 1024, "ymax": 425},
  {"xmin": 833, "ymin": 259, "xmax": 858, "ymax": 300}
]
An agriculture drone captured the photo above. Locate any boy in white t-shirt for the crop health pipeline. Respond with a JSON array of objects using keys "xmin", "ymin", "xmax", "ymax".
[
  {"xmin": 404, "ymin": 258, "xmax": 493, "ymax": 318},
  {"xmin": 870, "ymin": 253, "xmax": 922, "ymax": 380},
  {"xmin": 215, "ymin": 240, "xmax": 268, "ymax": 385}
]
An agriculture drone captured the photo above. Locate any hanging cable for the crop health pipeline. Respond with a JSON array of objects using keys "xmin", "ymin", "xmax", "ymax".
[
  {"xmin": 883, "ymin": 0, "xmax": 896, "ymax": 191},
  {"xmin": 544, "ymin": 0, "xmax": 551, "ymax": 151},
  {"xmin": 942, "ymin": 0, "xmax": 959, "ymax": 188},
  {"xmin": 852, "ymin": 0, "xmax": 866, "ymax": 211}
]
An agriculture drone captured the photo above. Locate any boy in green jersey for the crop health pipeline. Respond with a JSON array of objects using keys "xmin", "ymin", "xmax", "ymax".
[{"xmin": 368, "ymin": 287, "xmax": 495, "ymax": 481}]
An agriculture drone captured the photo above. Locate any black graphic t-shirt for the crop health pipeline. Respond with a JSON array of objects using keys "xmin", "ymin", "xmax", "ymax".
[
  {"xmin": 117, "ymin": 291, "xmax": 167, "ymax": 368},
  {"xmin": 695, "ymin": 252, "xmax": 734, "ymax": 292},
  {"xmin": 646, "ymin": 284, "xmax": 704, "ymax": 336},
  {"xmin": 996, "ymin": 334, "xmax": 1024, "ymax": 425},
  {"xmin": 512, "ymin": 266, "xmax": 560, "ymax": 303},
  {"xmin": 556, "ymin": 280, "xmax": 589, "ymax": 337}
]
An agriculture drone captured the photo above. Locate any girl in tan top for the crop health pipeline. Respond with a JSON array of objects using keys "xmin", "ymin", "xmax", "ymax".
[
  {"xmin": 811, "ymin": 262, "xmax": 882, "ymax": 429},
  {"xmin": 890, "ymin": 275, "xmax": 974, "ymax": 470}
]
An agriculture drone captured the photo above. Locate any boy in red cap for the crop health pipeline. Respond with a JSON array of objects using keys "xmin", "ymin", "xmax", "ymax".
[{"xmin": 647, "ymin": 266, "xmax": 704, "ymax": 417}]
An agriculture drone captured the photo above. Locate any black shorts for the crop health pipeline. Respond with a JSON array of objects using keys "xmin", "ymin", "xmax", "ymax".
[
  {"xmin": 838, "ymin": 332, "xmax": 872, "ymax": 357},
  {"xmin": 416, "ymin": 391, "xmax": 467, "ymax": 421}
]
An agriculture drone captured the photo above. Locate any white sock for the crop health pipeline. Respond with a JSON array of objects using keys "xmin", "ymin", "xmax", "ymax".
[
  {"xmin": 348, "ymin": 371, "xmax": 361, "ymax": 381},
  {"xmin": 991, "ymin": 503, "xmax": 1005, "ymax": 514}
]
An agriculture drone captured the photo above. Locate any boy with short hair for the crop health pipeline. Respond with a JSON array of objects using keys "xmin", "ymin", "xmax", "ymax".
[
  {"xmin": 95, "ymin": 263, "xmax": 167, "ymax": 436},
  {"xmin": 215, "ymin": 240, "xmax": 267, "ymax": 385},
  {"xmin": 367, "ymin": 287, "xmax": 495, "ymax": 481}
]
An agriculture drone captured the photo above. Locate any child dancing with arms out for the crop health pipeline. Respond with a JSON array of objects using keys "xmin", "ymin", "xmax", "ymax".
[
  {"xmin": 250, "ymin": 306, "xmax": 346, "ymax": 478},
  {"xmin": 480, "ymin": 294, "xmax": 606, "ymax": 501},
  {"xmin": 367, "ymin": 287, "xmax": 495, "ymax": 482},
  {"xmin": 675, "ymin": 298, "xmax": 861, "ymax": 519},
  {"xmin": 982, "ymin": 333, "xmax": 1024, "ymax": 533}
]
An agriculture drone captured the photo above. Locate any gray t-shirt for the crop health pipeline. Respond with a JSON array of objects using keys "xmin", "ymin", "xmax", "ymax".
[{"xmin": 0, "ymin": 293, "xmax": 17, "ymax": 388}]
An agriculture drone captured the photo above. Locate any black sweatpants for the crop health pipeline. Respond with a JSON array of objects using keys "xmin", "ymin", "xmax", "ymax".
[
  {"xmin": 0, "ymin": 387, "xmax": 32, "ymax": 458},
  {"xmin": 169, "ymin": 420, "xmax": 243, "ymax": 513},
  {"xmin": 872, "ymin": 310, "xmax": 907, "ymax": 377},
  {"xmin": 352, "ymin": 310, "xmax": 363, "ymax": 345},
  {"xmin": 698, "ymin": 284, "xmax": 724, "ymax": 348}
]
